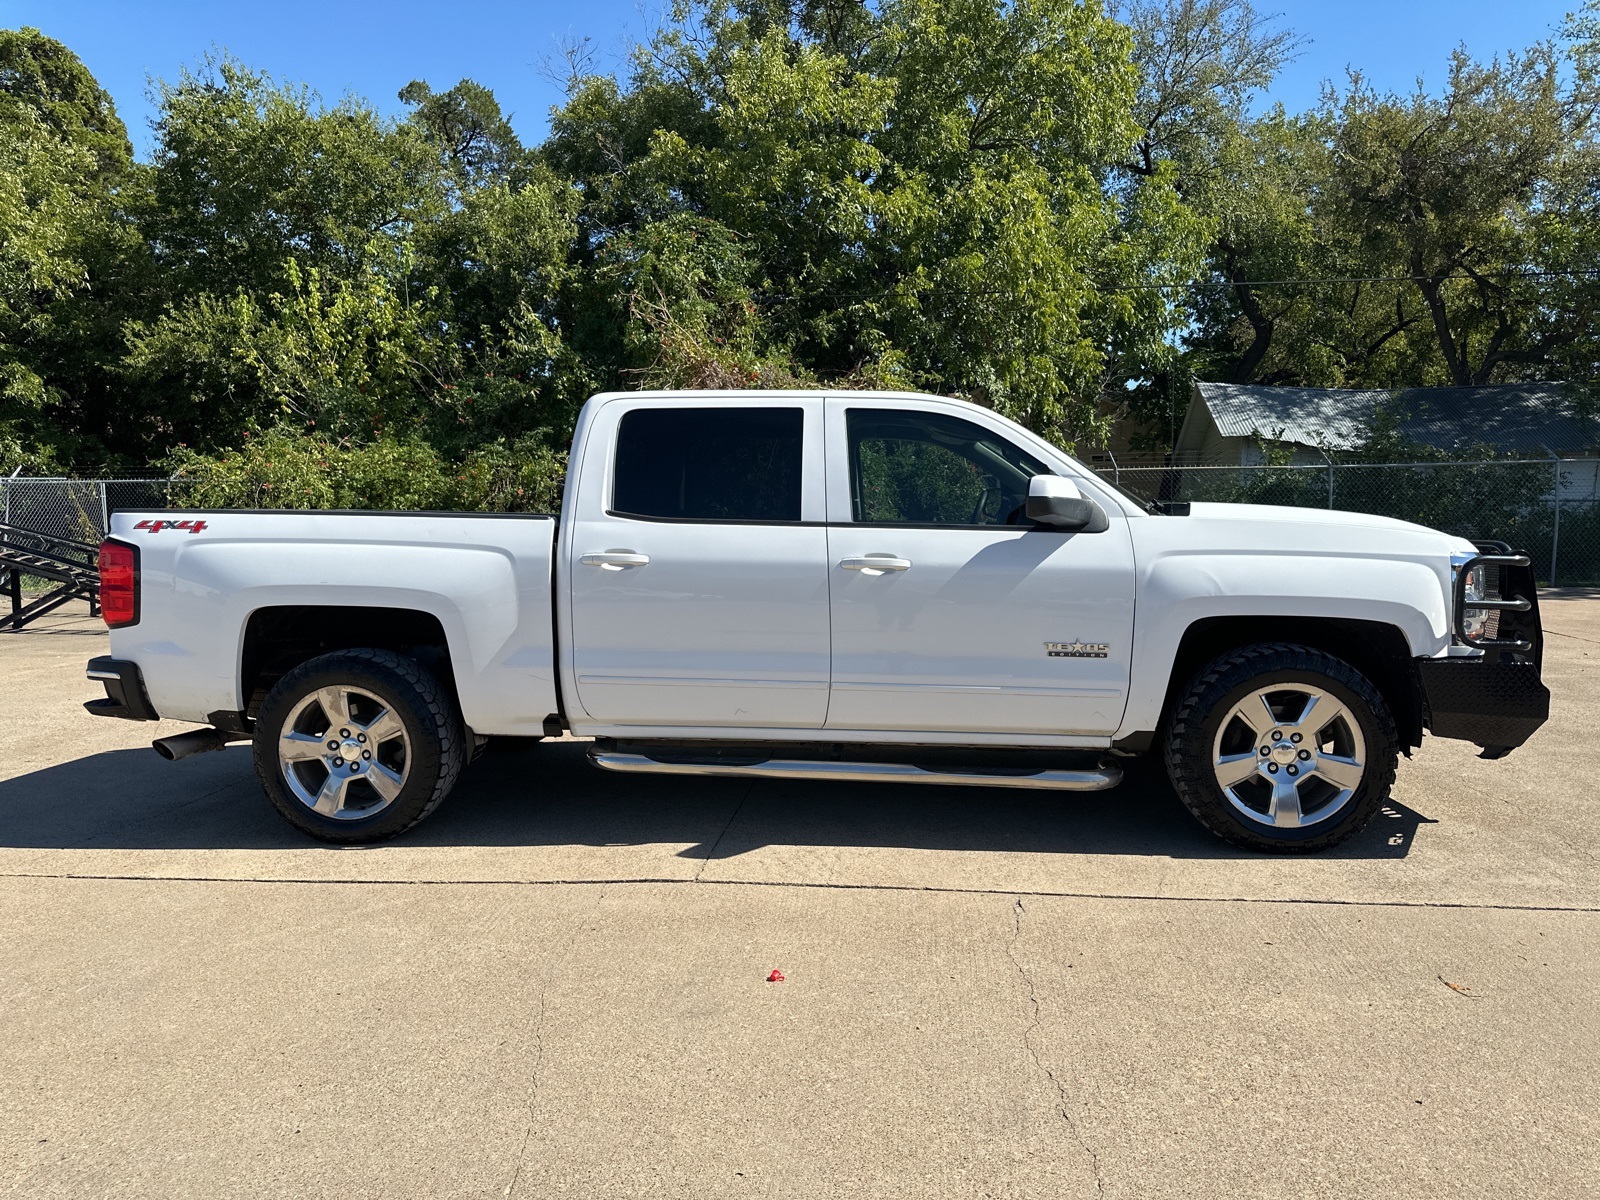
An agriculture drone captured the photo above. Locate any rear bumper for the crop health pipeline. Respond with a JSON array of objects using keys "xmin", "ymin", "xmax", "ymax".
[
  {"xmin": 84, "ymin": 656, "xmax": 159, "ymax": 722},
  {"xmin": 1417, "ymin": 657, "xmax": 1548, "ymax": 753}
]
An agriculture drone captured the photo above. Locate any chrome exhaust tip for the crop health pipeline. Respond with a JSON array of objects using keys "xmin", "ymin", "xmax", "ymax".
[{"xmin": 152, "ymin": 727, "xmax": 237, "ymax": 761}]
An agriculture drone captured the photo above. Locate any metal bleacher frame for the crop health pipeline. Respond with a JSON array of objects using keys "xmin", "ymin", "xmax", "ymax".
[{"xmin": 0, "ymin": 520, "xmax": 101, "ymax": 630}]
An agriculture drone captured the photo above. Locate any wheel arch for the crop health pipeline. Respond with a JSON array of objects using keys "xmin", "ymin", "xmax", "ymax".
[
  {"xmin": 239, "ymin": 605, "xmax": 455, "ymax": 726},
  {"xmin": 1149, "ymin": 616, "xmax": 1423, "ymax": 753}
]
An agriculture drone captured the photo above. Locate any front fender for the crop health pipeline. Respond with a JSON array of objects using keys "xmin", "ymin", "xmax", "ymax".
[{"xmin": 1118, "ymin": 549, "xmax": 1451, "ymax": 737}]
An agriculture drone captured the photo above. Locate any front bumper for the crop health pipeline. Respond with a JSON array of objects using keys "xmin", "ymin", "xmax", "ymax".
[
  {"xmin": 84, "ymin": 656, "xmax": 159, "ymax": 722},
  {"xmin": 1417, "ymin": 657, "xmax": 1549, "ymax": 753},
  {"xmin": 1419, "ymin": 543, "xmax": 1548, "ymax": 756}
]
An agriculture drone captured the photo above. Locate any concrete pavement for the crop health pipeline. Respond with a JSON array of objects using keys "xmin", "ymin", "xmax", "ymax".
[{"xmin": 1, "ymin": 599, "xmax": 1597, "ymax": 1197}]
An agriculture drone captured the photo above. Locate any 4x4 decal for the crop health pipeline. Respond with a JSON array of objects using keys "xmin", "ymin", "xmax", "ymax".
[{"xmin": 133, "ymin": 519, "xmax": 208, "ymax": 535}]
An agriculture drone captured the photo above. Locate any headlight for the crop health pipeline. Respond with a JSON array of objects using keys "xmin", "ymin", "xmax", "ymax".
[{"xmin": 1460, "ymin": 564, "xmax": 1501, "ymax": 642}]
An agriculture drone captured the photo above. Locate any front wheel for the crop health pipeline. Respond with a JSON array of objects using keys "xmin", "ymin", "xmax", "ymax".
[
  {"xmin": 252, "ymin": 648, "xmax": 466, "ymax": 843},
  {"xmin": 1164, "ymin": 643, "xmax": 1398, "ymax": 853}
]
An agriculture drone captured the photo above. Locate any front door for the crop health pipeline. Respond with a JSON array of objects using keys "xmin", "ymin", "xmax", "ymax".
[
  {"xmin": 823, "ymin": 399, "xmax": 1135, "ymax": 737},
  {"xmin": 566, "ymin": 397, "xmax": 831, "ymax": 729}
]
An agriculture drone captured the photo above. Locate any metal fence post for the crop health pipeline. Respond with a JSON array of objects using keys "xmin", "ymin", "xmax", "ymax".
[
  {"xmin": 1550, "ymin": 458, "xmax": 1562, "ymax": 589},
  {"xmin": 98, "ymin": 482, "xmax": 109, "ymax": 538}
]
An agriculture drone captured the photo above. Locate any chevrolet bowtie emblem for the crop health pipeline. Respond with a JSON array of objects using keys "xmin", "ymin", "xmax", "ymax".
[{"xmin": 1046, "ymin": 641, "xmax": 1109, "ymax": 658}]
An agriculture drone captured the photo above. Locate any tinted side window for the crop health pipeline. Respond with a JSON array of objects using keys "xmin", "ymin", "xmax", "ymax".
[
  {"xmin": 613, "ymin": 407, "xmax": 804, "ymax": 522},
  {"xmin": 848, "ymin": 409, "xmax": 1050, "ymax": 526}
]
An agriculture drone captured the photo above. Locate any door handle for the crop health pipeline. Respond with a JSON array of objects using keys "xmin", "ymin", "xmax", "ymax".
[
  {"xmin": 840, "ymin": 555, "xmax": 912, "ymax": 575},
  {"xmin": 581, "ymin": 551, "xmax": 651, "ymax": 570}
]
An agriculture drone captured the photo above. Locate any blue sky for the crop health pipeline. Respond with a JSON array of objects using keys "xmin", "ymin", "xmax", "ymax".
[{"xmin": 0, "ymin": 0, "xmax": 1577, "ymax": 156}]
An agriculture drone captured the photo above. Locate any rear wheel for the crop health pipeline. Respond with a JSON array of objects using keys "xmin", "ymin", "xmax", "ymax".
[
  {"xmin": 253, "ymin": 648, "xmax": 465, "ymax": 843},
  {"xmin": 1164, "ymin": 643, "xmax": 1398, "ymax": 853}
]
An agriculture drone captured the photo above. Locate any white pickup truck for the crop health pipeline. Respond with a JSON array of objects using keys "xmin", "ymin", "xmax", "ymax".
[{"xmin": 85, "ymin": 389, "xmax": 1549, "ymax": 852}]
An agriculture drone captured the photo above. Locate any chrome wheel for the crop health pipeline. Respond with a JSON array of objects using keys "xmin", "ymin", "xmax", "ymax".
[
  {"xmin": 278, "ymin": 685, "xmax": 411, "ymax": 821},
  {"xmin": 1211, "ymin": 684, "xmax": 1366, "ymax": 830}
]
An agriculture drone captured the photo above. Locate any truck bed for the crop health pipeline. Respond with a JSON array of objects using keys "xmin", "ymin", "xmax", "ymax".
[{"xmin": 106, "ymin": 510, "xmax": 560, "ymax": 736}]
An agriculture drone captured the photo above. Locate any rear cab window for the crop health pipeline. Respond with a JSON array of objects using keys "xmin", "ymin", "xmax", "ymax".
[{"xmin": 612, "ymin": 407, "xmax": 804, "ymax": 522}]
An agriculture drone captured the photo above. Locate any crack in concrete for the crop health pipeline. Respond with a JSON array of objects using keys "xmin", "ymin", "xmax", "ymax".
[
  {"xmin": 1554, "ymin": 835, "xmax": 1600, "ymax": 865},
  {"xmin": 693, "ymin": 782, "xmax": 754, "ymax": 882},
  {"xmin": 3, "ymin": 871, "xmax": 1597, "ymax": 914},
  {"xmin": 501, "ymin": 884, "xmax": 606, "ymax": 1198},
  {"xmin": 1544, "ymin": 628, "xmax": 1600, "ymax": 646},
  {"xmin": 503, "ymin": 986, "xmax": 545, "ymax": 1198},
  {"xmin": 1007, "ymin": 897, "xmax": 1105, "ymax": 1198}
]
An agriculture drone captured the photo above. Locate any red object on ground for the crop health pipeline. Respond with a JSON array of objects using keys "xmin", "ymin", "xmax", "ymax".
[{"xmin": 767, "ymin": 969, "xmax": 785, "ymax": 982}]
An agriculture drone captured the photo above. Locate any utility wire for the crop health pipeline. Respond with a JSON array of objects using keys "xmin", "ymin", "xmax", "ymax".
[
  {"xmin": 754, "ymin": 267, "xmax": 1600, "ymax": 305},
  {"xmin": 1123, "ymin": 268, "xmax": 1600, "ymax": 291}
]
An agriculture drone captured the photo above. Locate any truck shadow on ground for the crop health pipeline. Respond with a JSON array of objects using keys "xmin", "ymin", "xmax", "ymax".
[{"xmin": 0, "ymin": 740, "xmax": 1433, "ymax": 859}]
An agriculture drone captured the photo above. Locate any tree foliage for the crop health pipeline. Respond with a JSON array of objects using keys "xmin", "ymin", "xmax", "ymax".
[
  {"xmin": 0, "ymin": 3, "xmax": 1596, "ymax": 488},
  {"xmin": 1160, "ymin": 3, "xmax": 1600, "ymax": 417}
]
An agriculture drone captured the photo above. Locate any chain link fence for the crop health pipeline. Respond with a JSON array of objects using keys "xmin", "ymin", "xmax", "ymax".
[
  {"xmin": 6, "ymin": 459, "xmax": 1600, "ymax": 585},
  {"xmin": 1, "ymin": 476, "xmax": 180, "ymax": 545},
  {"xmin": 1096, "ymin": 459, "xmax": 1600, "ymax": 585}
]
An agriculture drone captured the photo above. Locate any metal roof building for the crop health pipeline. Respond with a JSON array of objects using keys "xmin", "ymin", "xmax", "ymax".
[{"xmin": 1174, "ymin": 382, "xmax": 1597, "ymax": 464}]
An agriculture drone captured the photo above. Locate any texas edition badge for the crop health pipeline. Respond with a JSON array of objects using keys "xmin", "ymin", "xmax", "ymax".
[{"xmin": 1046, "ymin": 641, "xmax": 1110, "ymax": 659}]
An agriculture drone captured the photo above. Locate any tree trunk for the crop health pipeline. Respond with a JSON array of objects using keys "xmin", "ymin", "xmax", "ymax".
[
  {"xmin": 1415, "ymin": 276, "xmax": 1472, "ymax": 386},
  {"xmin": 1228, "ymin": 281, "xmax": 1275, "ymax": 383}
]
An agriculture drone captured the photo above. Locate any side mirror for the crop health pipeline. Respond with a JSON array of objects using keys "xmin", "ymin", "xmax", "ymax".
[{"xmin": 1026, "ymin": 475, "xmax": 1107, "ymax": 532}]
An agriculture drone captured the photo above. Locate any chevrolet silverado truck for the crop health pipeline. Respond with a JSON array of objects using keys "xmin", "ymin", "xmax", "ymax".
[{"xmin": 84, "ymin": 390, "xmax": 1549, "ymax": 852}]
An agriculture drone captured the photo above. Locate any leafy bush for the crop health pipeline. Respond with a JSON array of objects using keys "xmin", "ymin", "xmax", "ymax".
[
  {"xmin": 165, "ymin": 428, "xmax": 566, "ymax": 513},
  {"xmin": 0, "ymin": 428, "xmax": 59, "ymax": 475}
]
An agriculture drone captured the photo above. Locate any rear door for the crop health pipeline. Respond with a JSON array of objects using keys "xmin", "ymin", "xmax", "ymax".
[
  {"xmin": 823, "ymin": 398, "xmax": 1135, "ymax": 737},
  {"xmin": 565, "ymin": 396, "xmax": 831, "ymax": 729}
]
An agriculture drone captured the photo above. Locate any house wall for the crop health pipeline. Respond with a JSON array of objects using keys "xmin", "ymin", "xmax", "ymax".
[{"xmin": 1173, "ymin": 401, "xmax": 1236, "ymax": 464}]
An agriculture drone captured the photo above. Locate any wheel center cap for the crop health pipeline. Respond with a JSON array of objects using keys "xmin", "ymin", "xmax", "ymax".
[
  {"xmin": 340, "ymin": 739, "xmax": 364, "ymax": 763},
  {"xmin": 1269, "ymin": 742, "xmax": 1297, "ymax": 765}
]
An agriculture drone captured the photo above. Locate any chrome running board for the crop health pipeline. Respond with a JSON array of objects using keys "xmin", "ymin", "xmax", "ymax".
[{"xmin": 588, "ymin": 751, "xmax": 1122, "ymax": 792}]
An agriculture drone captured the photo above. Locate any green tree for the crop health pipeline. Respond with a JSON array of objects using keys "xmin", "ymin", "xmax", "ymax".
[
  {"xmin": 1111, "ymin": 0, "xmax": 1315, "ymax": 443},
  {"xmin": 1323, "ymin": 23, "xmax": 1599, "ymax": 386},
  {"xmin": 400, "ymin": 77, "xmax": 530, "ymax": 192},
  {"xmin": 410, "ymin": 167, "xmax": 583, "ymax": 452},
  {"xmin": 0, "ymin": 113, "xmax": 90, "ymax": 414},
  {"xmin": 1171, "ymin": 2, "xmax": 1600, "ymax": 412},
  {"xmin": 0, "ymin": 26, "xmax": 131, "ymax": 177},
  {"xmin": 139, "ymin": 57, "xmax": 444, "ymax": 300},
  {"xmin": 121, "ymin": 57, "xmax": 583, "ymax": 464},
  {"xmin": 6, "ymin": 3, "xmax": 1597, "ymax": 491},
  {"xmin": 545, "ymin": 0, "xmax": 1207, "ymax": 448},
  {"xmin": 0, "ymin": 28, "xmax": 140, "ymax": 469}
]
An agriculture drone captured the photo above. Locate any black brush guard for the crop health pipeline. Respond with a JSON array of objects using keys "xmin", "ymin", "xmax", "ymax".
[{"xmin": 1416, "ymin": 541, "xmax": 1549, "ymax": 759}]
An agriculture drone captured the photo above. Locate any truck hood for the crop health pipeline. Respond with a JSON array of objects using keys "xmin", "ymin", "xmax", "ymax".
[{"xmin": 1171, "ymin": 502, "xmax": 1477, "ymax": 557}]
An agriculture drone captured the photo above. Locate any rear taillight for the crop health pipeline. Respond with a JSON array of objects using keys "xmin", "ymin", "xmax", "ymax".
[{"xmin": 98, "ymin": 540, "xmax": 139, "ymax": 627}]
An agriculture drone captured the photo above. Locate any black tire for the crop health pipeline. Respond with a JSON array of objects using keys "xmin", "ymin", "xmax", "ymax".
[
  {"xmin": 252, "ymin": 648, "xmax": 466, "ymax": 843},
  {"xmin": 1164, "ymin": 642, "xmax": 1398, "ymax": 853}
]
